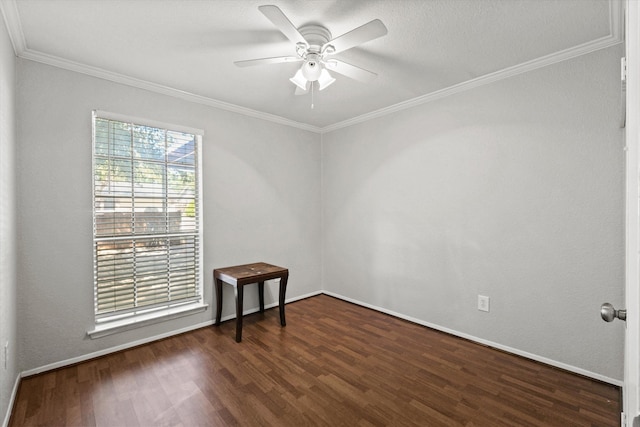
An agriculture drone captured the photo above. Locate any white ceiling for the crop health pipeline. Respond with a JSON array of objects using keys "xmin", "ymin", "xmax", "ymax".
[{"xmin": 1, "ymin": 0, "xmax": 623, "ymax": 132}]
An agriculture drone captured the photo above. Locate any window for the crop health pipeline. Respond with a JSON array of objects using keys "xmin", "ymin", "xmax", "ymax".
[{"xmin": 91, "ymin": 111, "xmax": 204, "ymax": 333}]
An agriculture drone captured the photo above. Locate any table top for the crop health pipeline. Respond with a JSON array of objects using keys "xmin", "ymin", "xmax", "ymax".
[{"xmin": 214, "ymin": 262, "xmax": 288, "ymax": 286}]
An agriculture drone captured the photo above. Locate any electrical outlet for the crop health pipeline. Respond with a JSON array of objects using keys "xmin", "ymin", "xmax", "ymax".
[{"xmin": 478, "ymin": 295, "xmax": 490, "ymax": 312}]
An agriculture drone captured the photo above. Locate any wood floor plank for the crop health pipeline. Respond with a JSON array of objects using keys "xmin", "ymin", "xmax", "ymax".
[{"xmin": 9, "ymin": 295, "xmax": 620, "ymax": 426}]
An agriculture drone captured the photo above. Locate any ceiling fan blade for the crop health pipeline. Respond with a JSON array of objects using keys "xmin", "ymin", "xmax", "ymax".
[
  {"xmin": 324, "ymin": 19, "xmax": 387, "ymax": 54},
  {"xmin": 326, "ymin": 60, "xmax": 378, "ymax": 83},
  {"xmin": 234, "ymin": 56, "xmax": 301, "ymax": 67},
  {"xmin": 258, "ymin": 5, "xmax": 308, "ymax": 47}
]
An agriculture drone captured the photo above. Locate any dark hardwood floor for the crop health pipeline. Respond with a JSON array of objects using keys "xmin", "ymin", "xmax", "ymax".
[{"xmin": 9, "ymin": 294, "xmax": 620, "ymax": 426}]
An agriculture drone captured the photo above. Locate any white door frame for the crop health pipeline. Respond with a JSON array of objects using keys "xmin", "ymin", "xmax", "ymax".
[{"xmin": 625, "ymin": 1, "xmax": 640, "ymax": 425}]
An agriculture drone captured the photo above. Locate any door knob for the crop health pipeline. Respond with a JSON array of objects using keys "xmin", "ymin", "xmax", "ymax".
[{"xmin": 600, "ymin": 302, "xmax": 627, "ymax": 322}]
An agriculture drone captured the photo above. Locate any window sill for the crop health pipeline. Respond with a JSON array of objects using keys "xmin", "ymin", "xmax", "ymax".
[{"xmin": 87, "ymin": 302, "xmax": 209, "ymax": 339}]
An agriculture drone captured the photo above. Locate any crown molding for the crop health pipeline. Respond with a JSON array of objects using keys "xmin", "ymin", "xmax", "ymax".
[
  {"xmin": 0, "ymin": 0, "xmax": 624, "ymax": 135},
  {"xmin": 0, "ymin": 0, "xmax": 26, "ymax": 54},
  {"xmin": 610, "ymin": 0, "xmax": 625, "ymax": 43},
  {"xmin": 321, "ymin": 0, "xmax": 625, "ymax": 134},
  {"xmin": 17, "ymin": 49, "xmax": 323, "ymax": 133},
  {"xmin": 0, "ymin": 0, "xmax": 321, "ymax": 134}
]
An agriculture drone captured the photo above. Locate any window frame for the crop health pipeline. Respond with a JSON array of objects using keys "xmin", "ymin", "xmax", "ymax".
[{"xmin": 88, "ymin": 110, "xmax": 206, "ymax": 338}]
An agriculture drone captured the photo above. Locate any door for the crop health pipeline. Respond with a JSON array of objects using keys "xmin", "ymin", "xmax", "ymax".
[{"xmin": 624, "ymin": 1, "xmax": 640, "ymax": 425}]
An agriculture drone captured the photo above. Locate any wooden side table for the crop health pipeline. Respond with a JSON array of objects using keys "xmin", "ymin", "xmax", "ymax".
[{"xmin": 214, "ymin": 262, "xmax": 289, "ymax": 342}]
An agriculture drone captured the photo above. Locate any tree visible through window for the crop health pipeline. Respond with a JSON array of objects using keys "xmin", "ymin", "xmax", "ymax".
[{"xmin": 92, "ymin": 111, "xmax": 202, "ymax": 321}]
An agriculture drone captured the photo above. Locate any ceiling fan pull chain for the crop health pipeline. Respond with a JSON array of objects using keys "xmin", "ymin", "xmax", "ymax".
[{"xmin": 311, "ymin": 81, "xmax": 315, "ymax": 109}]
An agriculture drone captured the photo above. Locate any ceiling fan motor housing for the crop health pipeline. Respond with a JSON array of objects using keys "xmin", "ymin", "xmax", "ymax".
[{"xmin": 299, "ymin": 25, "xmax": 332, "ymax": 53}]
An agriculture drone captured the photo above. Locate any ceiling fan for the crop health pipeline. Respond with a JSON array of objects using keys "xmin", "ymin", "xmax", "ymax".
[{"xmin": 234, "ymin": 5, "xmax": 388, "ymax": 95}]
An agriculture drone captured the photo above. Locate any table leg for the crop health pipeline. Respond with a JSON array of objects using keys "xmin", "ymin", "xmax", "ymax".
[
  {"xmin": 279, "ymin": 275, "xmax": 288, "ymax": 326},
  {"xmin": 258, "ymin": 281, "xmax": 265, "ymax": 312},
  {"xmin": 215, "ymin": 278, "xmax": 223, "ymax": 326},
  {"xmin": 235, "ymin": 284, "xmax": 244, "ymax": 342}
]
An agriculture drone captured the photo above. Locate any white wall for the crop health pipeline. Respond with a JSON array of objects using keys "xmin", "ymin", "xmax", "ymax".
[
  {"xmin": 0, "ymin": 12, "xmax": 17, "ymax": 427},
  {"xmin": 322, "ymin": 45, "xmax": 625, "ymax": 381},
  {"xmin": 15, "ymin": 59, "xmax": 321, "ymax": 371},
  {"xmin": 9, "ymin": 32, "xmax": 625, "ymax": 390}
]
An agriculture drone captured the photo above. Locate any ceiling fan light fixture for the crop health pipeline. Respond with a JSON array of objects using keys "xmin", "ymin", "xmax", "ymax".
[
  {"xmin": 301, "ymin": 54, "xmax": 322, "ymax": 81},
  {"xmin": 289, "ymin": 68, "xmax": 308, "ymax": 90},
  {"xmin": 318, "ymin": 68, "xmax": 336, "ymax": 91},
  {"xmin": 324, "ymin": 59, "xmax": 338, "ymax": 69}
]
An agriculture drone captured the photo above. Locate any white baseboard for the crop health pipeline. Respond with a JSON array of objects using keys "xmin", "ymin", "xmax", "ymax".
[
  {"xmin": 20, "ymin": 289, "xmax": 618, "ymax": 388},
  {"xmin": 2, "ymin": 373, "xmax": 20, "ymax": 427},
  {"xmin": 321, "ymin": 291, "xmax": 623, "ymax": 387},
  {"xmin": 22, "ymin": 319, "xmax": 216, "ymax": 377},
  {"xmin": 21, "ymin": 290, "xmax": 323, "ymax": 378}
]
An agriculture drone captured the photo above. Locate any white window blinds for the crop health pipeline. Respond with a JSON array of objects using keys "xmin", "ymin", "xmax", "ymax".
[{"xmin": 92, "ymin": 111, "xmax": 203, "ymax": 320}]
